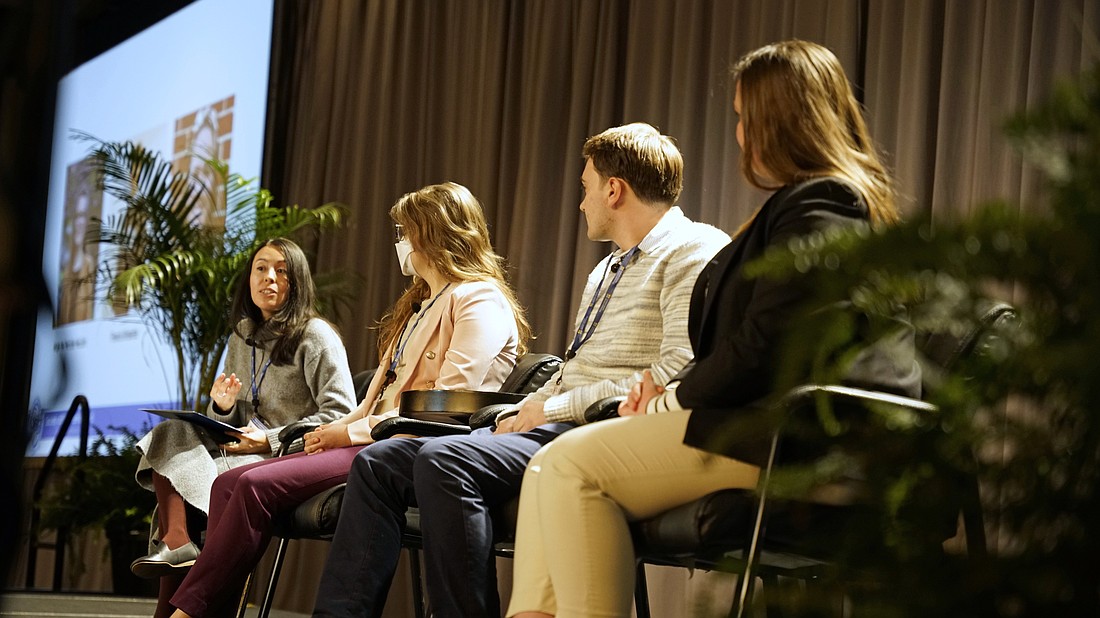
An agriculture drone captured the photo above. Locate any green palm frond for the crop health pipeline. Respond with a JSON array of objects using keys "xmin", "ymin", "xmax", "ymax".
[{"xmin": 110, "ymin": 250, "xmax": 197, "ymax": 306}]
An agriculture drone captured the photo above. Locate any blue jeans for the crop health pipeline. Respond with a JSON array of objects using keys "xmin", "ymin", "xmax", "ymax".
[{"xmin": 312, "ymin": 423, "xmax": 574, "ymax": 618}]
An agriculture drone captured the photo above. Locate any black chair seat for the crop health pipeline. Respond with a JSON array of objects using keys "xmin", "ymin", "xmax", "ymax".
[
  {"xmin": 633, "ymin": 489, "xmax": 755, "ymax": 558},
  {"xmin": 274, "ymin": 484, "xmax": 345, "ymax": 540},
  {"xmin": 274, "ymin": 490, "xmax": 424, "ymax": 546},
  {"xmin": 632, "ymin": 488, "xmax": 854, "ymax": 567},
  {"xmin": 400, "ymin": 508, "xmax": 424, "ymax": 548}
]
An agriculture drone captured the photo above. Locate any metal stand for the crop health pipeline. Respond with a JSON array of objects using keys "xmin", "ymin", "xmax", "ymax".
[{"xmin": 25, "ymin": 395, "xmax": 90, "ymax": 590}]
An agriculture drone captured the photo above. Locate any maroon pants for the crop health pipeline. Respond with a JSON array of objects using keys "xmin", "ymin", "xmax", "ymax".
[{"xmin": 171, "ymin": 445, "xmax": 367, "ymax": 617}]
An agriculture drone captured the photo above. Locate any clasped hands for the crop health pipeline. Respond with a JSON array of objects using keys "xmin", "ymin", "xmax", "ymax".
[
  {"xmin": 304, "ymin": 424, "xmax": 351, "ymax": 454},
  {"xmin": 618, "ymin": 369, "xmax": 664, "ymax": 417},
  {"xmin": 492, "ymin": 368, "xmax": 665, "ymax": 434}
]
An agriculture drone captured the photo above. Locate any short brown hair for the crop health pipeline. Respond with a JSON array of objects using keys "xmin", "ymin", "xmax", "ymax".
[{"xmin": 582, "ymin": 123, "xmax": 684, "ymax": 206}]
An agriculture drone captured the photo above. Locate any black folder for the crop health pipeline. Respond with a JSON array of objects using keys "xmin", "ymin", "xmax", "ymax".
[{"xmin": 141, "ymin": 409, "xmax": 244, "ymax": 444}]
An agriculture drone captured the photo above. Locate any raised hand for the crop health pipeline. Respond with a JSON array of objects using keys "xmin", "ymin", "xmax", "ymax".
[{"xmin": 211, "ymin": 372, "xmax": 243, "ymax": 412}]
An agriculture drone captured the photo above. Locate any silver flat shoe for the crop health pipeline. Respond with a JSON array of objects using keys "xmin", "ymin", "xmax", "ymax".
[{"xmin": 129, "ymin": 540, "xmax": 200, "ymax": 578}]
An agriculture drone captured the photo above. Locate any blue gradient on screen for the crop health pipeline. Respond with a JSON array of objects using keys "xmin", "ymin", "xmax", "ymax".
[{"xmin": 27, "ymin": 0, "xmax": 275, "ymax": 456}]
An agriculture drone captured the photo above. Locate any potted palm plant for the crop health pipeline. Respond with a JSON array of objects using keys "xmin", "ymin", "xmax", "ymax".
[{"xmin": 81, "ymin": 134, "xmax": 347, "ymax": 410}]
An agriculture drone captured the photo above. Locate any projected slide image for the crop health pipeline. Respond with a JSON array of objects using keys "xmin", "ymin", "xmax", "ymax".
[
  {"xmin": 80, "ymin": 94, "xmax": 237, "ymax": 320},
  {"xmin": 28, "ymin": 0, "xmax": 274, "ymax": 457},
  {"xmin": 173, "ymin": 96, "xmax": 235, "ymax": 229},
  {"xmin": 56, "ymin": 157, "xmax": 103, "ymax": 326}
]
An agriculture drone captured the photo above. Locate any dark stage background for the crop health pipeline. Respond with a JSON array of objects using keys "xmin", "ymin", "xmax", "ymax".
[{"xmin": 4, "ymin": 1, "xmax": 1099, "ymax": 614}]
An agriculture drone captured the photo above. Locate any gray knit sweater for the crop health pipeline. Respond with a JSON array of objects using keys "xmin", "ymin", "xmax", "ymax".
[
  {"xmin": 135, "ymin": 317, "xmax": 356, "ymax": 513},
  {"xmin": 534, "ymin": 207, "xmax": 730, "ymax": 423}
]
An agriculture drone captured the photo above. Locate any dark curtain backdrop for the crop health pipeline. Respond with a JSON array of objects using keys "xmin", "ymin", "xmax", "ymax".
[
  {"xmin": 258, "ymin": 1, "xmax": 1099, "ymax": 614},
  {"xmin": 264, "ymin": 0, "xmax": 1099, "ymax": 376}
]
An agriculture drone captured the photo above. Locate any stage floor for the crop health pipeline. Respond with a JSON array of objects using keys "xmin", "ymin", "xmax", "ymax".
[{"xmin": 0, "ymin": 592, "xmax": 307, "ymax": 618}]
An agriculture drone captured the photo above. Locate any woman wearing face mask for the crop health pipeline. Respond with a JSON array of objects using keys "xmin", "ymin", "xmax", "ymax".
[
  {"xmin": 133, "ymin": 238, "xmax": 357, "ymax": 618},
  {"xmin": 165, "ymin": 182, "xmax": 531, "ymax": 618}
]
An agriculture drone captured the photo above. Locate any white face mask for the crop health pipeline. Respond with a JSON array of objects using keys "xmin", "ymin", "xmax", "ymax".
[{"xmin": 394, "ymin": 239, "xmax": 417, "ymax": 277}]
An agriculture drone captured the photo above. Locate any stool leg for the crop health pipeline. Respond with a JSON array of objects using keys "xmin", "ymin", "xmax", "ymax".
[
  {"xmin": 258, "ymin": 537, "xmax": 291, "ymax": 618},
  {"xmin": 409, "ymin": 547, "xmax": 425, "ymax": 618},
  {"xmin": 634, "ymin": 562, "xmax": 651, "ymax": 618},
  {"xmin": 730, "ymin": 572, "xmax": 760, "ymax": 618},
  {"xmin": 235, "ymin": 571, "xmax": 254, "ymax": 618}
]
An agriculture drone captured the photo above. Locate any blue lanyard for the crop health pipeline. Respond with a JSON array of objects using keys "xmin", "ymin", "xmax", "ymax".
[
  {"xmin": 384, "ymin": 283, "xmax": 453, "ymax": 388},
  {"xmin": 250, "ymin": 344, "xmax": 273, "ymax": 412},
  {"xmin": 565, "ymin": 246, "xmax": 640, "ymax": 360}
]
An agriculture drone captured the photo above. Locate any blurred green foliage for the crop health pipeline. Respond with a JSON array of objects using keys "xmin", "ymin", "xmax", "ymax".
[
  {"xmin": 38, "ymin": 426, "xmax": 155, "ymax": 540},
  {"xmin": 744, "ymin": 64, "xmax": 1100, "ymax": 615}
]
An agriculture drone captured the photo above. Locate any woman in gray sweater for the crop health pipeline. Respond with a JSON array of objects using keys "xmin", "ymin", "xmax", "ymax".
[{"xmin": 131, "ymin": 237, "xmax": 356, "ymax": 617}]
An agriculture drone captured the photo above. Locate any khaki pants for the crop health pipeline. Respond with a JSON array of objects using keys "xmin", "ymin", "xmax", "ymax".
[{"xmin": 507, "ymin": 411, "xmax": 760, "ymax": 617}]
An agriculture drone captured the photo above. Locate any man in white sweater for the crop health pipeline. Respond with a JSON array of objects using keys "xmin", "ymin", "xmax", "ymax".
[{"xmin": 313, "ymin": 123, "xmax": 730, "ymax": 618}]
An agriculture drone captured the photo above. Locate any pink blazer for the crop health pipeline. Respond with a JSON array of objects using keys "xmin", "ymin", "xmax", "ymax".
[{"xmin": 339, "ymin": 280, "xmax": 520, "ymax": 444}]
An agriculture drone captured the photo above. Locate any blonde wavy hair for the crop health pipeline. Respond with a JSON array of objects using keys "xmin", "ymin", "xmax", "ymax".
[
  {"xmin": 377, "ymin": 182, "xmax": 532, "ymax": 360},
  {"xmin": 732, "ymin": 40, "xmax": 898, "ymax": 233}
]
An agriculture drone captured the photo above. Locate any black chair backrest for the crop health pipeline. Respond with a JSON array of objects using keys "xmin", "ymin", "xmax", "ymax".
[
  {"xmin": 917, "ymin": 302, "xmax": 1016, "ymax": 376},
  {"xmin": 916, "ymin": 301, "xmax": 1014, "ymax": 555},
  {"xmin": 499, "ymin": 353, "xmax": 562, "ymax": 394},
  {"xmin": 763, "ymin": 302, "xmax": 1017, "ymax": 553}
]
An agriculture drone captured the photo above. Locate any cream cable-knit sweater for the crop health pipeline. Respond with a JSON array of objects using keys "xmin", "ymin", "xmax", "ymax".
[{"xmin": 533, "ymin": 207, "xmax": 730, "ymax": 424}]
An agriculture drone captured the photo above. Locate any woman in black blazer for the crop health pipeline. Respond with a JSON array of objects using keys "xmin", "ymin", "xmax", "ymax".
[{"xmin": 507, "ymin": 40, "xmax": 918, "ymax": 618}]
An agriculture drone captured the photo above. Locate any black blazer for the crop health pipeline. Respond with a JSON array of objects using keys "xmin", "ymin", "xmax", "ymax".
[{"xmin": 677, "ymin": 177, "xmax": 920, "ymax": 461}]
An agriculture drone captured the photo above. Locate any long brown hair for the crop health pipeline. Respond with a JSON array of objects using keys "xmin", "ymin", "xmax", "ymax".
[
  {"xmin": 230, "ymin": 237, "xmax": 322, "ymax": 365},
  {"xmin": 732, "ymin": 40, "xmax": 898, "ymax": 234},
  {"xmin": 376, "ymin": 182, "xmax": 532, "ymax": 360}
]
